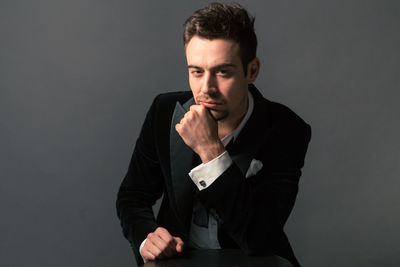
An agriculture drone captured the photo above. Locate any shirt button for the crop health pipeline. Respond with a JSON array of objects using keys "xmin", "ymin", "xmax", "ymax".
[{"xmin": 199, "ymin": 180, "xmax": 206, "ymax": 187}]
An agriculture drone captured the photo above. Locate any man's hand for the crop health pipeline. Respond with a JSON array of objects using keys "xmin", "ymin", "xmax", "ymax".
[
  {"xmin": 140, "ymin": 227, "xmax": 184, "ymax": 261},
  {"xmin": 175, "ymin": 105, "xmax": 225, "ymax": 163}
]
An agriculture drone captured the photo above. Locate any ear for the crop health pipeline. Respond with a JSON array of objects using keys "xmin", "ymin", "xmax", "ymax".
[{"xmin": 246, "ymin": 57, "xmax": 260, "ymax": 84}]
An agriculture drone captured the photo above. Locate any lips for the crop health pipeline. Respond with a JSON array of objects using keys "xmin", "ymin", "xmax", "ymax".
[{"xmin": 199, "ymin": 100, "xmax": 219, "ymax": 109}]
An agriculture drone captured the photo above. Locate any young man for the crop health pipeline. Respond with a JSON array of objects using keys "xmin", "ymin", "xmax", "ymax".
[{"xmin": 116, "ymin": 3, "xmax": 311, "ymax": 267}]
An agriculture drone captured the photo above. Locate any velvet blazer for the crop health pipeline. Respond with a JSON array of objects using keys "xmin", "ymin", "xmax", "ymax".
[{"xmin": 116, "ymin": 84, "xmax": 311, "ymax": 267}]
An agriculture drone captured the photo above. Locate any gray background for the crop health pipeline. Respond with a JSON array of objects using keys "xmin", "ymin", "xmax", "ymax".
[{"xmin": 1, "ymin": 0, "xmax": 399, "ymax": 266}]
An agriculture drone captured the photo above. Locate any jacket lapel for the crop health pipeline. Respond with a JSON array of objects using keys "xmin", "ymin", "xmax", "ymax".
[{"xmin": 169, "ymin": 98, "xmax": 196, "ymax": 230}]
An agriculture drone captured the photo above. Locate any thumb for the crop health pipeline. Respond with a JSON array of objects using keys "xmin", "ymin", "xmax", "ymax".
[
  {"xmin": 174, "ymin": 237, "xmax": 184, "ymax": 252},
  {"xmin": 203, "ymin": 106, "xmax": 217, "ymax": 122}
]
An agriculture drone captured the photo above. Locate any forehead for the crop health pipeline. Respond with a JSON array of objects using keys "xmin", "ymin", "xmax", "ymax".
[{"xmin": 185, "ymin": 36, "xmax": 241, "ymax": 66}]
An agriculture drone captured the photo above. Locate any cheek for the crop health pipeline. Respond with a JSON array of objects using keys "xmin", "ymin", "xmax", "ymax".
[
  {"xmin": 227, "ymin": 87, "xmax": 247, "ymax": 109},
  {"xmin": 218, "ymin": 79, "xmax": 235, "ymax": 95},
  {"xmin": 220, "ymin": 80, "xmax": 242, "ymax": 99},
  {"xmin": 189, "ymin": 79, "xmax": 201, "ymax": 100},
  {"xmin": 188, "ymin": 77, "xmax": 197, "ymax": 91}
]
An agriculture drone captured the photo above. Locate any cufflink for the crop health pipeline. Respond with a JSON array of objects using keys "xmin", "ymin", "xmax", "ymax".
[{"xmin": 199, "ymin": 180, "xmax": 207, "ymax": 187}]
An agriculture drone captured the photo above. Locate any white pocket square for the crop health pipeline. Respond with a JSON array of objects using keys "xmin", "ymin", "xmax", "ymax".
[{"xmin": 245, "ymin": 159, "xmax": 263, "ymax": 178}]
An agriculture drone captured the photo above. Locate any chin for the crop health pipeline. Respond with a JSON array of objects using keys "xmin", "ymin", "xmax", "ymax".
[{"xmin": 210, "ymin": 110, "xmax": 228, "ymax": 121}]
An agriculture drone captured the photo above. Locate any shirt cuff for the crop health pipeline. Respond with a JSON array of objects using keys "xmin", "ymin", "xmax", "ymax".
[
  {"xmin": 189, "ymin": 151, "xmax": 232, "ymax": 190},
  {"xmin": 139, "ymin": 238, "xmax": 148, "ymax": 263}
]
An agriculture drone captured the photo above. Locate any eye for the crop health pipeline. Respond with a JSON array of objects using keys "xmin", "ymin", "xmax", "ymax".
[
  {"xmin": 190, "ymin": 70, "xmax": 203, "ymax": 77},
  {"xmin": 217, "ymin": 69, "xmax": 231, "ymax": 77}
]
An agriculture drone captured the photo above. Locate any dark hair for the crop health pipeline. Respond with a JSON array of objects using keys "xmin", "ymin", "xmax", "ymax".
[{"xmin": 183, "ymin": 2, "xmax": 257, "ymax": 75}]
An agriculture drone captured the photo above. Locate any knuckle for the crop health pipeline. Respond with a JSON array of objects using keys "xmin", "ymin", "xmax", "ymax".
[{"xmin": 157, "ymin": 227, "xmax": 166, "ymax": 234}]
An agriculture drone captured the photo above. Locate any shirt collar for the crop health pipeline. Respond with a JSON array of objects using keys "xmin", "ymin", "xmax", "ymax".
[{"xmin": 221, "ymin": 90, "xmax": 254, "ymax": 146}]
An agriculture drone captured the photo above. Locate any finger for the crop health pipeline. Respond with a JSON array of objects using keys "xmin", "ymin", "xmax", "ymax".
[
  {"xmin": 190, "ymin": 104, "xmax": 201, "ymax": 111},
  {"xmin": 148, "ymin": 231, "xmax": 175, "ymax": 258},
  {"xmin": 193, "ymin": 105, "xmax": 209, "ymax": 118},
  {"xmin": 203, "ymin": 106, "xmax": 217, "ymax": 121},
  {"xmin": 193, "ymin": 104, "xmax": 207, "ymax": 115},
  {"xmin": 141, "ymin": 246, "xmax": 156, "ymax": 261},
  {"xmin": 201, "ymin": 105, "xmax": 212, "ymax": 114},
  {"xmin": 144, "ymin": 238, "xmax": 164, "ymax": 259},
  {"xmin": 198, "ymin": 102, "xmax": 208, "ymax": 110},
  {"xmin": 155, "ymin": 228, "xmax": 178, "ymax": 252},
  {"xmin": 149, "ymin": 232, "xmax": 175, "ymax": 257},
  {"xmin": 175, "ymin": 123, "xmax": 181, "ymax": 133},
  {"xmin": 184, "ymin": 111, "xmax": 196, "ymax": 122},
  {"xmin": 195, "ymin": 104, "xmax": 212, "ymax": 117}
]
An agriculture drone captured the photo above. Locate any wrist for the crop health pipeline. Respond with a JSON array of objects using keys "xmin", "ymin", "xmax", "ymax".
[
  {"xmin": 198, "ymin": 141, "xmax": 225, "ymax": 163},
  {"xmin": 139, "ymin": 238, "xmax": 149, "ymax": 263}
]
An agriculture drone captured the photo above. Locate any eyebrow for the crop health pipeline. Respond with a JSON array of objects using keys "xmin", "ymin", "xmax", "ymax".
[{"xmin": 187, "ymin": 63, "xmax": 237, "ymax": 70}]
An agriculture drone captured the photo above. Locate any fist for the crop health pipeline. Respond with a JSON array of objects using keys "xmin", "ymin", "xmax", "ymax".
[
  {"xmin": 140, "ymin": 227, "xmax": 184, "ymax": 261},
  {"xmin": 175, "ymin": 105, "xmax": 225, "ymax": 163}
]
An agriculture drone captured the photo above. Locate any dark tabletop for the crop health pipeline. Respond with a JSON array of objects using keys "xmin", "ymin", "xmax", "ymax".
[{"xmin": 142, "ymin": 249, "xmax": 294, "ymax": 267}]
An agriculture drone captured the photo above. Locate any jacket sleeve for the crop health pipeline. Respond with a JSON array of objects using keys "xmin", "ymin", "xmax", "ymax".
[
  {"xmin": 116, "ymin": 96, "xmax": 163, "ymax": 265},
  {"xmin": 197, "ymin": 121, "xmax": 311, "ymax": 255}
]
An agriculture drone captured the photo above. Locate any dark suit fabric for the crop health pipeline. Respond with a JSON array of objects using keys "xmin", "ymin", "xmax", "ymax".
[{"xmin": 116, "ymin": 85, "xmax": 311, "ymax": 267}]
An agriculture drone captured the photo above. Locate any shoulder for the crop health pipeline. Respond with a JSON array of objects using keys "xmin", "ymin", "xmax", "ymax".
[
  {"xmin": 267, "ymin": 100, "xmax": 309, "ymax": 127},
  {"xmin": 250, "ymin": 85, "xmax": 311, "ymax": 141},
  {"xmin": 146, "ymin": 91, "xmax": 192, "ymax": 116},
  {"xmin": 266, "ymin": 99, "xmax": 312, "ymax": 142},
  {"xmin": 144, "ymin": 91, "xmax": 193, "ymax": 129}
]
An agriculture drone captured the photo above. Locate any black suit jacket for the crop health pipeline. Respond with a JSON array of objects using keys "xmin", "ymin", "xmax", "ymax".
[{"xmin": 116, "ymin": 84, "xmax": 311, "ymax": 267}]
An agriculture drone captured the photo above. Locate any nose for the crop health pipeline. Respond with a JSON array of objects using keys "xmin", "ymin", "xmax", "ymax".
[{"xmin": 200, "ymin": 72, "xmax": 217, "ymax": 95}]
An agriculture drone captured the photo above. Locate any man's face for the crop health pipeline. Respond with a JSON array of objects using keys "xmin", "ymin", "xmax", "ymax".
[{"xmin": 185, "ymin": 36, "xmax": 254, "ymax": 125}]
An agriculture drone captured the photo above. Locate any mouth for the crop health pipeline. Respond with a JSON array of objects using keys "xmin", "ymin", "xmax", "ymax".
[{"xmin": 199, "ymin": 101, "xmax": 220, "ymax": 109}]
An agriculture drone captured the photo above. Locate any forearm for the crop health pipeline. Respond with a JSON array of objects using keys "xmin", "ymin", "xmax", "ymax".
[
  {"xmin": 117, "ymin": 188, "xmax": 159, "ymax": 244},
  {"xmin": 116, "ymin": 140, "xmax": 164, "ymax": 259}
]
